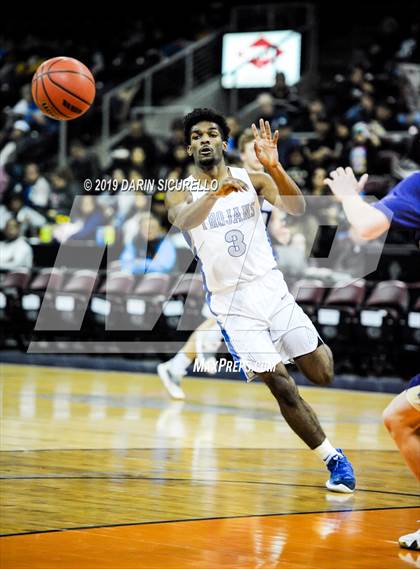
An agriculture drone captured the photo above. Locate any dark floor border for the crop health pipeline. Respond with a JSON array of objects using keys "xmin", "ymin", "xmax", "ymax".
[{"xmin": 1, "ymin": 506, "xmax": 418, "ymax": 538}]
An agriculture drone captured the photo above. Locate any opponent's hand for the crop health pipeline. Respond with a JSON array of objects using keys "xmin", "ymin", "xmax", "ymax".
[
  {"xmin": 323, "ymin": 167, "xmax": 369, "ymax": 202},
  {"xmin": 252, "ymin": 118, "xmax": 280, "ymax": 170},
  {"xmin": 210, "ymin": 176, "xmax": 248, "ymax": 199}
]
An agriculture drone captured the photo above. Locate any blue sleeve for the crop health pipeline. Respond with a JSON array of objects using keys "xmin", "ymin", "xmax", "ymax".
[
  {"xmin": 373, "ymin": 172, "xmax": 420, "ymax": 230},
  {"xmin": 69, "ymin": 212, "xmax": 104, "ymax": 240},
  {"xmin": 120, "ymin": 242, "xmax": 147, "ymax": 275},
  {"xmin": 145, "ymin": 238, "xmax": 177, "ymax": 273}
]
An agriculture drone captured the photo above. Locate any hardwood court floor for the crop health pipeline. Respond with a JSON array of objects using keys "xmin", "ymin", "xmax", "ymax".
[{"xmin": 0, "ymin": 363, "xmax": 419, "ymax": 568}]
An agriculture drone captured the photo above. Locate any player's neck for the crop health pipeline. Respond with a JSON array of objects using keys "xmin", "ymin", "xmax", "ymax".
[{"xmin": 193, "ymin": 162, "xmax": 229, "ymax": 184}]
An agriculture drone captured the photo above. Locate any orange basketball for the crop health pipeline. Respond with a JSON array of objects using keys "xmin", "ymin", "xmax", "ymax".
[{"xmin": 31, "ymin": 57, "xmax": 96, "ymax": 121}]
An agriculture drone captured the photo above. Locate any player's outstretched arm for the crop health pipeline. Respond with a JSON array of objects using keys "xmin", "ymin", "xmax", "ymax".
[
  {"xmin": 250, "ymin": 119, "xmax": 306, "ymax": 216},
  {"xmin": 165, "ymin": 178, "xmax": 248, "ymax": 230},
  {"xmin": 324, "ymin": 167, "xmax": 391, "ymax": 240}
]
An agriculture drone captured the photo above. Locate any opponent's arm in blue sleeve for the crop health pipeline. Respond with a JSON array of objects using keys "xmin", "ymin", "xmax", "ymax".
[{"xmin": 324, "ymin": 168, "xmax": 420, "ymax": 240}]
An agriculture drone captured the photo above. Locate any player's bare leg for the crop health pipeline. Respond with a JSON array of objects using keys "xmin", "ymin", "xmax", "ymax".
[
  {"xmin": 383, "ymin": 392, "xmax": 420, "ymax": 479},
  {"xmin": 258, "ymin": 361, "xmax": 356, "ymax": 493},
  {"xmin": 383, "ymin": 387, "xmax": 420, "ymax": 550},
  {"xmin": 294, "ymin": 343, "xmax": 334, "ymax": 386}
]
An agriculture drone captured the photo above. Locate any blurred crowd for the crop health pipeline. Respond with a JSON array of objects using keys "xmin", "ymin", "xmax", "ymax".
[{"xmin": 0, "ymin": 14, "xmax": 419, "ymax": 284}]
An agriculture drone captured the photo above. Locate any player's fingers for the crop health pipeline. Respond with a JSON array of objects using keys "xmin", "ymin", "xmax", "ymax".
[
  {"xmin": 358, "ymin": 173, "xmax": 369, "ymax": 189},
  {"xmin": 265, "ymin": 120, "xmax": 272, "ymax": 140},
  {"xmin": 330, "ymin": 170, "xmax": 339, "ymax": 180},
  {"xmin": 345, "ymin": 166, "xmax": 357, "ymax": 182},
  {"xmin": 273, "ymin": 130, "xmax": 279, "ymax": 145},
  {"xmin": 336, "ymin": 167, "xmax": 345, "ymax": 177},
  {"xmin": 231, "ymin": 178, "xmax": 248, "ymax": 191},
  {"xmin": 323, "ymin": 178, "xmax": 332, "ymax": 188},
  {"xmin": 259, "ymin": 118, "xmax": 266, "ymax": 138},
  {"xmin": 251, "ymin": 123, "xmax": 259, "ymax": 139}
]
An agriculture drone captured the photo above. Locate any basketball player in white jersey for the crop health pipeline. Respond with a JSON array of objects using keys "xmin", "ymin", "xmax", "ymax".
[
  {"xmin": 165, "ymin": 108, "xmax": 356, "ymax": 493},
  {"xmin": 157, "ymin": 128, "xmax": 275, "ymax": 400}
]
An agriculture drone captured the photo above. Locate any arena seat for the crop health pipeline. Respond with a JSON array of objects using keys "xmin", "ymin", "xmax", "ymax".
[
  {"xmin": 39, "ymin": 269, "xmax": 101, "ymax": 332},
  {"xmin": 90, "ymin": 271, "xmax": 135, "ymax": 331},
  {"xmin": 0, "ymin": 269, "xmax": 33, "ymax": 338},
  {"xmin": 122, "ymin": 273, "xmax": 172, "ymax": 336},
  {"xmin": 317, "ymin": 279, "xmax": 366, "ymax": 340},
  {"xmin": 165, "ymin": 273, "xmax": 205, "ymax": 334},
  {"xmin": 357, "ymin": 280, "xmax": 409, "ymax": 375},
  {"xmin": 291, "ymin": 279, "xmax": 326, "ymax": 320},
  {"xmin": 20, "ymin": 268, "xmax": 66, "ymax": 325}
]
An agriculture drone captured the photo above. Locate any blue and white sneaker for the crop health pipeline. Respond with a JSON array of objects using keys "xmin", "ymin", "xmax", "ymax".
[
  {"xmin": 157, "ymin": 361, "xmax": 185, "ymax": 400},
  {"xmin": 325, "ymin": 449, "xmax": 356, "ymax": 493}
]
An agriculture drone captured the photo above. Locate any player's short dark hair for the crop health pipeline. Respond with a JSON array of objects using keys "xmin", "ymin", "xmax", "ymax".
[{"xmin": 184, "ymin": 108, "xmax": 230, "ymax": 145}]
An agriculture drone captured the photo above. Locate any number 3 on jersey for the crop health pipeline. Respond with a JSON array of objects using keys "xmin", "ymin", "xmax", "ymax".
[{"xmin": 225, "ymin": 229, "xmax": 247, "ymax": 257}]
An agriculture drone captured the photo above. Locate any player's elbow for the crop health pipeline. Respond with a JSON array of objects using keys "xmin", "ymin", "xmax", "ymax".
[{"xmin": 355, "ymin": 223, "xmax": 387, "ymax": 241}]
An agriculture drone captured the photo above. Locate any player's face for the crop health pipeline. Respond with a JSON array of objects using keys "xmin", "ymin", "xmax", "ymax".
[
  {"xmin": 241, "ymin": 140, "xmax": 263, "ymax": 172},
  {"xmin": 187, "ymin": 121, "xmax": 227, "ymax": 168}
]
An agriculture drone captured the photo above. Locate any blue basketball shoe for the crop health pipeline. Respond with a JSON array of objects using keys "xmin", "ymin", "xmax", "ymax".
[{"xmin": 326, "ymin": 449, "xmax": 356, "ymax": 493}]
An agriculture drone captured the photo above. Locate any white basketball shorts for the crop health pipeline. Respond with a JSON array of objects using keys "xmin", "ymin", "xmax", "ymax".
[{"xmin": 208, "ymin": 269, "xmax": 321, "ymax": 381}]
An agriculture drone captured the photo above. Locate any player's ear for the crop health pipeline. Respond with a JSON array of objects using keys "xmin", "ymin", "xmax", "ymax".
[
  {"xmin": 222, "ymin": 140, "xmax": 228, "ymax": 152},
  {"xmin": 187, "ymin": 144, "xmax": 193, "ymax": 156}
]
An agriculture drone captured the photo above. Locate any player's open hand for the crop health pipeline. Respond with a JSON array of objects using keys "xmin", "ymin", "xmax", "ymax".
[
  {"xmin": 324, "ymin": 167, "xmax": 369, "ymax": 202},
  {"xmin": 211, "ymin": 176, "xmax": 248, "ymax": 199},
  {"xmin": 252, "ymin": 119, "xmax": 280, "ymax": 170}
]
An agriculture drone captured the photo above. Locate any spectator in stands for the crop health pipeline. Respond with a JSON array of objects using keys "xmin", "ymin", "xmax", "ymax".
[
  {"xmin": 11, "ymin": 84, "xmax": 40, "ymax": 126},
  {"xmin": 117, "ymin": 119, "xmax": 157, "ymax": 176},
  {"xmin": 118, "ymin": 191, "xmax": 150, "ymax": 244},
  {"xmin": 286, "ymin": 148, "xmax": 311, "ymax": 190},
  {"xmin": 345, "ymin": 94, "xmax": 375, "ymax": 125},
  {"xmin": 347, "ymin": 122, "xmax": 381, "ymax": 175},
  {"xmin": 296, "ymin": 98, "xmax": 326, "ymax": 131},
  {"xmin": 332, "ymin": 228, "xmax": 372, "ymax": 277},
  {"xmin": 0, "ymin": 192, "xmax": 46, "ymax": 237},
  {"xmin": 164, "ymin": 143, "xmax": 190, "ymax": 178},
  {"xmin": 226, "ymin": 116, "xmax": 241, "ymax": 152},
  {"xmin": 0, "ymin": 218, "xmax": 33, "ymax": 270},
  {"xmin": 165, "ymin": 118, "xmax": 188, "ymax": 171},
  {"xmin": 69, "ymin": 141, "xmax": 100, "ymax": 183},
  {"xmin": 254, "ymin": 93, "xmax": 277, "ymax": 125},
  {"xmin": 0, "ymin": 120, "xmax": 30, "ymax": 168},
  {"xmin": 271, "ymin": 72, "xmax": 291, "ymax": 101},
  {"xmin": 333, "ymin": 121, "xmax": 351, "ymax": 166},
  {"xmin": 48, "ymin": 167, "xmax": 80, "ymax": 217},
  {"xmin": 304, "ymin": 119, "xmax": 335, "ymax": 167},
  {"xmin": 373, "ymin": 102, "xmax": 401, "ymax": 131},
  {"xmin": 274, "ymin": 116, "xmax": 300, "ymax": 168},
  {"xmin": 20, "ymin": 163, "xmax": 51, "ymax": 210},
  {"xmin": 128, "ymin": 146, "xmax": 148, "ymax": 176},
  {"xmin": 167, "ymin": 118, "xmax": 185, "ymax": 148},
  {"xmin": 269, "ymin": 210, "xmax": 308, "ymax": 280},
  {"xmin": 65, "ymin": 195, "xmax": 106, "ymax": 242},
  {"xmin": 120, "ymin": 214, "xmax": 176, "ymax": 275}
]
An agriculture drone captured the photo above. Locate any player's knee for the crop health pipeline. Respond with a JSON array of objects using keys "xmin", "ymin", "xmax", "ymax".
[
  {"xmin": 382, "ymin": 404, "xmax": 394, "ymax": 433},
  {"xmin": 261, "ymin": 367, "xmax": 299, "ymax": 406},
  {"xmin": 318, "ymin": 345, "xmax": 334, "ymax": 385},
  {"xmin": 318, "ymin": 363, "xmax": 334, "ymax": 386}
]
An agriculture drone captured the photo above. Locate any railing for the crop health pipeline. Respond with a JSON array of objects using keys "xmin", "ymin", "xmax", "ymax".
[{"xmin": 99, "ymin": 32, "xmax": 222, "ymax": 166}]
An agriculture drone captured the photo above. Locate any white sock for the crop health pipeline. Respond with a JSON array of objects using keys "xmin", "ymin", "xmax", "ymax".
[
  {"xmin": 169, "ymin": 352, "xmax": 192, "ymax": 376},
  {"xmin": 313, "ymin": 439, "xmax": 342, "ymax": 464}
]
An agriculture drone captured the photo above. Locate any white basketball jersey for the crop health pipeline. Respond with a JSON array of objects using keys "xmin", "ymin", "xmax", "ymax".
[{"xmin": 185, "ymin": 167, "xmax": 279, "ymax": 294}]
